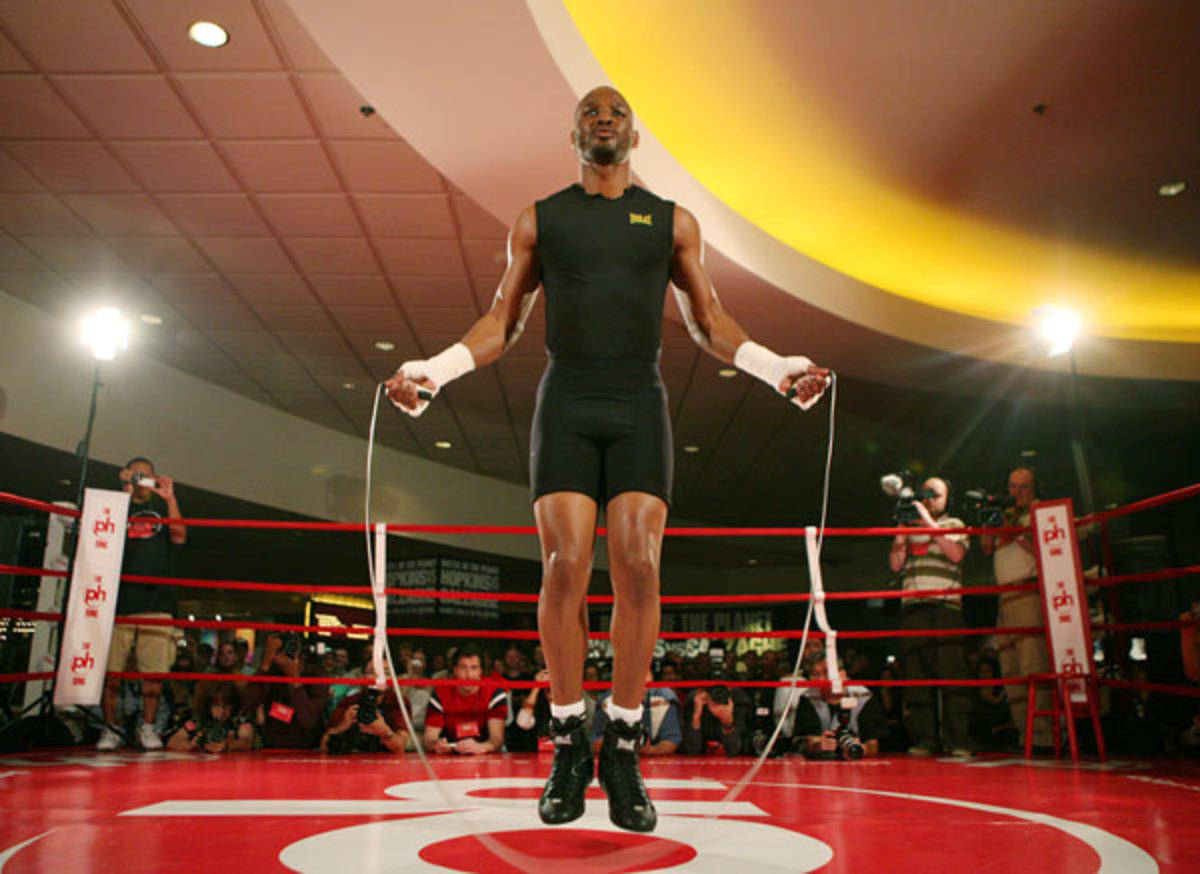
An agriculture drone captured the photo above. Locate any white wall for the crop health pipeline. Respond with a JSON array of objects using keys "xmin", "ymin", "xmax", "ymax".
[{"xmin": 0, "ymin": 291, "xmax": 542, "ymax": 562}]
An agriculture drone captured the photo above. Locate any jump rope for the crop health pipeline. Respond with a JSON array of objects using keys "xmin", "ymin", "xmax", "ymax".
[{"xmin": 359, "ymin": 369, "xmax": 839, "ymax": 869}]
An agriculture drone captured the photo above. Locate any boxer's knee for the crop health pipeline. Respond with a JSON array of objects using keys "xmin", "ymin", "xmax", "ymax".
[
  {"xmin": 541, "ymin": 548, "xmax": 591, "ymax": 604},
  {"xmin": 609, "ymin": 538, "xmax": 660, "ymax": 592}
]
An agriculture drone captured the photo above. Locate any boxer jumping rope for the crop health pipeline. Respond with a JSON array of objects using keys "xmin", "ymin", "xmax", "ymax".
[{"xmin": 386, "ymin": 85, "xmax": 830, "ymax": 833}]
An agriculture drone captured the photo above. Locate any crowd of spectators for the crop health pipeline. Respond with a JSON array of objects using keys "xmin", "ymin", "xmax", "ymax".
[
  {"xmin": 120, "ymin": 634, "xmax": 877, "ymax": 757},
  {"xmin": 90, "ymin": 611, "xmax": 1196, "ymax": 760}
]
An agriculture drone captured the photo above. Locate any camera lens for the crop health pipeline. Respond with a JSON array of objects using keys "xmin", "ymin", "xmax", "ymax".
[{"xmin": 357, "ymin": 687, "xmax": 380, "ymax": 725}]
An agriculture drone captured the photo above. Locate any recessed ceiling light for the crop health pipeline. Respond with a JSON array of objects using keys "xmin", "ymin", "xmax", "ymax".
[
  {"xmin": 683, "ymin": 445, "xmax": 701, "ymax": 454},
  {"xmin": 718, "ymin": 368, "xmax": 737, "ymax": 378},
  {"xmin": 374, "ymin": 340, "xmax": 396, "ymax": 352},
  {"xmin": 434, "ymin": 440, "xmax": 452, "ymax": 449},
  {"xmin": 139, "ymin": 313, "xmax": 162, "ymax": 325},
  {"xmin": 1020, "ymin": 449, "xmax": 1038, "ymax": 458},
  {"xmin": 1157, "ymin": 181, "xmax": 1187, "ymax": 197},
  {"xmin": 747, "ymin": 558, "xmax": 759, "ymax": 565},
  {"xmin": 188, "ymin": 21, "xmax": 229, "ymax": 48},
  {"xmin": 341, "ymin": 382, "xmax": 356, "ymax": 390},
  {"xmin": 58, "ymin": 478, "xmax": 72, "ymax": 486}
]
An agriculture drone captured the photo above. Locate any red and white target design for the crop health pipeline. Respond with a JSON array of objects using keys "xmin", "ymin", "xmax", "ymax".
[{"xmin": 1, "ymin": 754, "xmax": 1193, "ymax": 872}]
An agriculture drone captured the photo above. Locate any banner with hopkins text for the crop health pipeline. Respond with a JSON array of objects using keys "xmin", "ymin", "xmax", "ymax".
[{"xmin": 53, "ymin": 488, "xmax": 130, "ymax": 707}]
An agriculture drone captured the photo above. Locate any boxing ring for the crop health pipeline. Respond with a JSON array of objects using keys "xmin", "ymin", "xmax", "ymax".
[{"xmin": 1, "ymin": 485, "xmax": 1199, "ymax": 872}]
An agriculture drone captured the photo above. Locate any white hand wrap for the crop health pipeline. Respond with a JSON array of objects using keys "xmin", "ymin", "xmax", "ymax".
[
  {"xmin": 734, "ymin": 340, "xmax": 826, "ymax": 410},
  {"xmin": 392, "ymin": 342, "xmax": 475, "ymax": 417}
]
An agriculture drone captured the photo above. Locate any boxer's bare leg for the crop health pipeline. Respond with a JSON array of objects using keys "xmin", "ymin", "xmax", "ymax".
[
  {"xmin": 605, "ymin": 491, "xmax": 666, "ymax": 710},
  {"xmin": 535, "ymin": 492, "xmax": 597, "ymax": 705},
  {"xmin": 535, "ymin": 491, "xmax": 597, "ymax": 826}
]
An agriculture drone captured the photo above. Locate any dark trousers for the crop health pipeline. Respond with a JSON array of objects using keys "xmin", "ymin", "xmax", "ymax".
[{"xmin": 900, "ymin": 602, "xmax": 972, "ymax": 751}]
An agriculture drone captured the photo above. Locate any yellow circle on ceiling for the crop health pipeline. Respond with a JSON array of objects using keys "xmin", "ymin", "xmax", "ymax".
[{"xmin": 564, "ymin": 1, "xmax": 1199, "ymax": 343}]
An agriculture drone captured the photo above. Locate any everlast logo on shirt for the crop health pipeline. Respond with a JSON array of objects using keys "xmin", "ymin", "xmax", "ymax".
[{"xmin": 628, "ymin": 212, "xmax": 653, "ymax": 226}]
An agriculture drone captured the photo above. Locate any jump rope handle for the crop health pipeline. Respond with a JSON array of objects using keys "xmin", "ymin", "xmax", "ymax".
[{"xmin": 786, "ymin": 370, "xmax": 836, "ymax": 401}]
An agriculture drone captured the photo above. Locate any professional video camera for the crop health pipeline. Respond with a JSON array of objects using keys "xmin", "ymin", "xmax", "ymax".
[
  {"xmin": 880, "ymin": 472, "xmax": 935, "ymax": 525},
  {"xmin": 962, "ymin": 488, "xmax": 1015, "ymax": 527}
]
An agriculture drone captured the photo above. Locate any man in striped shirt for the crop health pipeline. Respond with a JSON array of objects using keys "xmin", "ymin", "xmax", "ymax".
[{"xmin": 888, "ymin": 477, "xmax": 973, "ymax": 757}]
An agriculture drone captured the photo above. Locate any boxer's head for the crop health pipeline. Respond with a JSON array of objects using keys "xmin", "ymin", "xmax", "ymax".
[{"xmin": 572, "ymin": 86, "xmax": 638, "ymax": 166}]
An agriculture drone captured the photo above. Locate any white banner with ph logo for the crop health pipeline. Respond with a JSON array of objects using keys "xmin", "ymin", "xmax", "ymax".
[
  {"xmin": 1031, "ymin": 498, "xmax": 1096, "ymax": 706},
  {"xmin": 53, "ymin": 488, "xmax": 130, "ymax": 707}
]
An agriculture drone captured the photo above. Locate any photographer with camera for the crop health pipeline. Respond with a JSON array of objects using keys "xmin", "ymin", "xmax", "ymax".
[
  {"xmin": 500, "ymin": 644, "xmax": 541, "ymax": 752},
  {"xmin": 887, "ymin": 475, "xmax": 973, "ymax": 757},
  {"xmin": 96, "ymin": 457, "xmax": 188, "ymax": 752},
  {"xmin": 681, "ymin": 648, "xmax": 752, "ymax": 757},
  {"xmin": 592, "ymin": 668, "xmax": 681, "ymax": 756},
  {"xmin": 423, "ymin": 646, "xmax": 507, "ymax": 755},
  {"xmin": 794, "ymin": 656, "xmax": 886, "ymax": 759},
  {"xmin": 167, "ymin": 681, "xmax": 253, "ymax": 753},
  {"xmin": 979, "ymin": 466, "xmax": 1053, "ymax": 750},
  {"xmin": 241, "ymin": 633, "xmax": 327, "ymax": 749},
  {"xmin": 320, "ymin": 659, "xmax": 408, "ymax": 755}
]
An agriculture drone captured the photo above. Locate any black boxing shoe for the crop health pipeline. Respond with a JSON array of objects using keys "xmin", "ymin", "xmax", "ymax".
[
  {"xmin": 597, "ymin": 717, "xmax": 657, "ymax": 833},
  {"xmin": 538, "ymin": 714, "xmax": 593, "ymax": 825}
]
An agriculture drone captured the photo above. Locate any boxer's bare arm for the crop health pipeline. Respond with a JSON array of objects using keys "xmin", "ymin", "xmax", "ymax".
[
  {"xmin": 462, "ymin": 205, "xmax": 541, "ymax": 367},
  {"xmin": 384, "ymin": 207, "xmax": 540, "ymax": 407},
  {"xmin": 669, "ymin": 205, "xmax": 748, "ymax": 362},
  {"xmin": 671, "ymin": 206, "xmax": 829, "ymax": 404}
]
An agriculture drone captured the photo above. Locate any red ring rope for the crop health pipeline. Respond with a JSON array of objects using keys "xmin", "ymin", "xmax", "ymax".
[
  {"xmin": 1077, "ymin": 482, "xmax": 1200, "ymax": 525},
  {"xmin": 116, "ymin": 571, "xmax": 1038, "ymax": 605},
  {"xmin": 0, "ymin": 492, "xmax": 79, "ymax": 518}
]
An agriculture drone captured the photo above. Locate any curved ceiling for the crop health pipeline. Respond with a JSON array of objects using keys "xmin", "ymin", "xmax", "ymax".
[
  {"xmin": 290, "ymin": 0, "xmax": 1199, "ymax": 383},
  {"xmin": 562, "ymin": 0, "xmax": 1199, "ymax": 344}
]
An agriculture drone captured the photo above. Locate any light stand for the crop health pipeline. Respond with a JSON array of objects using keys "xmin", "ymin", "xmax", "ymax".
[
  {"xmin": 1067, "ymin": 348, "xmax": 1096, "ymax": 518},
  {"xmin": 0, "ymin": 309, "xmax": 127, "ymax": 749}
]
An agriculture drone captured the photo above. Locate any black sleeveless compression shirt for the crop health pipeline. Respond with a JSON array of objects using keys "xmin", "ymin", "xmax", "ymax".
[{"xmin": 535, "ymin": 184, "xmax": 675, "ymax": 361}]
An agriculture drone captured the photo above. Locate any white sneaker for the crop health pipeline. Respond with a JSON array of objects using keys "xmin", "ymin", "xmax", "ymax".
[
  {"xmin": 136, "ymin": 722, "xmax": 163, "ymax": 751},
  {"xmin": 96, "ymin": 726, "xmax": 123, "ymax": 751}
]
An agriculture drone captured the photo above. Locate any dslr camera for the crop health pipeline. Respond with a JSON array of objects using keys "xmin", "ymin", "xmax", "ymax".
[
  {"xmin": 880, "ymin": 473, "xmax": 935, "ymax": 526},
  {"xmin": 278, "ymin": 632, "xmax": 303, "ymax": 658},
  {"xmin": 357, "ymin": 687, "xmax": 381, "ymax": 726},
  {"xmin": 745, "ymin": 689, "xmax": 791, "ymax": 757},
  {"xmin": 706, "ymin": 644, "xmax": 731, "ymax": 706},
  {"xmin": 833, "ymin": 705, "xmax": 864, "ymax": 760},
  {"xmin": 195, "ymin": 719, "xmax": 230, "ymax": 750}
]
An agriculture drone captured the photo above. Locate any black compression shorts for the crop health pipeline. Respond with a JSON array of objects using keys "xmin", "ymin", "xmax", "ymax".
[{"xmin": 530, "ymin": 358, "xmax": 672, "ymax": 506}]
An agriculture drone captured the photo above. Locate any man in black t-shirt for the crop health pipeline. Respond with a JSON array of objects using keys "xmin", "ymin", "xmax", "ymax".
[{"xmin": 97, "ymin": 456, "xmax": 187, "ymax": 752}]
